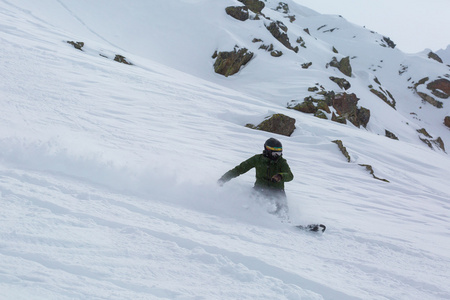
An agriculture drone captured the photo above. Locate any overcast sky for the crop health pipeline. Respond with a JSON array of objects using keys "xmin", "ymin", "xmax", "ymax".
[{"xmin": 293, "ymin": 0, "xmax": 450, "ymax": 53}]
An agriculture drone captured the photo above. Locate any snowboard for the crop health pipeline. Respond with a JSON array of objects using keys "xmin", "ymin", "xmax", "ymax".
[{"xmin": 295, "ymin": 224, "xmax": 326, "ymax": 233}]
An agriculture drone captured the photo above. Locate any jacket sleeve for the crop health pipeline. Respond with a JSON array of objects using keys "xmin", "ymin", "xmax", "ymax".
[
  {"xmin": 219, "ymin": 155, "xmax": 257, "ymax": 183},
  {"xmin": 279, "ymin": 159, "xmax": 294, "ymax": 182}
]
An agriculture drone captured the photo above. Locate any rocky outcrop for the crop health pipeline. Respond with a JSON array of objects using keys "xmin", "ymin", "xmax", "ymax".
[
  {"xmin": 381, "ymin": 36, "xmax": 396, "ymax": 49},
  {"xmin": 359, "ymin": 164, "xmax": 390, "ymax": 182},
  {"xmin": 417, "ymin": 128, "xmax": 446, "ymax": 152},
  {"xmin": 427, "ymin": 78, "xmax": 450, "ymax": 99},
  {"xmin": 225, "ymin": 6, "xmax": 249, "ymax": 21},
  {"xmin": 329, "ymin": 56, "xmax": 352, "ymax": 77},
  {"xmin": 428, "ymin": 51, "xmax": 443, "ymax": 63},
  {"xmin": 370, "ymin": 87, "xmax": 396, "ymax": 109},
  {"xmin": 212, "ymin": 47, "xmax": 254, "ymax": 77},
  {"xmin": 412, "ymin": 77, "xmax": 446, "ymax": 108},
  {"xmin": 445, "ymin": 116, "xmax": 450, "ymax": 128},
  {"xmin": 330, "ymin": 76, "xmax": 350, "ymax": 90},
  {"xmin": 332, "ymin": 140, "xmax": 351, "ymax": 162},
  {"xmin": 246, "ymin": 114, "xmax": 296, "ymax": 136},
  {"xmin": 67, "ymin": 41, "xmax": 84, "ymax": 51},
  {"xmin": 238, "ymin": 0, "xmax": 265, "ymax": 14},
  {"xmin": 333, "ymin": 93, "xmax": 370, "ymax": 128},
  {"xmin": 301, "ymin": 62, "xmax": 312, "ymax": 69},
  {"xmin": 265, "ymin": 21, "xmax": 298, "ymax": 53},
  {"xmin": 114, "ymin": 55, "xmax": 132, "ymax": 65},
  {"xmin": 417, "ymin": 92, "xmax": 443, "ymax": 108},
  {"xmin": 332, "ymin": 140, "xmax": 389, "ymax": 182},
  {"xmin": 385, "ymin": 130, "xmax": 399, "ymax": 140}
]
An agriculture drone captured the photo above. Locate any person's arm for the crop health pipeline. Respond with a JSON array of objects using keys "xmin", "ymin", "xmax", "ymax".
[
  {"xmin": 218, "ymin": 155, "xmax": 257, "ymax": 184},
  {"xmin": 278, "ymin": 159, "xmax": 294, "ymax": 182}
]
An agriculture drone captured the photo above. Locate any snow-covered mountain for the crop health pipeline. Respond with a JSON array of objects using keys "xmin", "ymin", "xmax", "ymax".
[{"xmin": 1, "ymin": 0, "xmax": 449, "ymax": 299}]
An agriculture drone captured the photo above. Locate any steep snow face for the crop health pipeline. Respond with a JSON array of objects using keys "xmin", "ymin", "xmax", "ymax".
[
  {"xmin": 9, "ymin": 0, "xmax": 449, "ymax": 148},
  {"xmin": 1, "ymin": 0, "xmax": 450, "ymax": 299}
]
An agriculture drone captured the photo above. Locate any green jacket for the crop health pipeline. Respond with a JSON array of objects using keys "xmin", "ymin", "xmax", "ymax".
[{"xmin": 220, "ymin": 154, "xmax": 294, "ymax": 190}]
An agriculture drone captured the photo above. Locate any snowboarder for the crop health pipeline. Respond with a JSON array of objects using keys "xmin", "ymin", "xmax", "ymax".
[{"xmin": 218, "ymin": 138, "xmax": 294, "ymax": 216}]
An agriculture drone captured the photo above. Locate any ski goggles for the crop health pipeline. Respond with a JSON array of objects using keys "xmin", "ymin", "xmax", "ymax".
[{"xmin": 271, "ymin": 151, "xmax": 282, "ymax": 157}]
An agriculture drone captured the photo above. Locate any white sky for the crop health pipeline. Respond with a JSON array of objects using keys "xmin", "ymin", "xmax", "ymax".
[{"xmin": 293, "ymin": 0, "xmax": 450, "ymax": 53}]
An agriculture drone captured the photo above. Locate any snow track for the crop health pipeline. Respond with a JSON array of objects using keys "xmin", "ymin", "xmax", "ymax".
[{"xmin": 1, "ymin": 165, "xmax": 449, "ymax": 299}]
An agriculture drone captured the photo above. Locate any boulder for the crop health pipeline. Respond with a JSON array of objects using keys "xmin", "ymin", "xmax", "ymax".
[
  {"xmin": 289, "ymin": 99, "xmax": 317, "ymax": 113},
  {"xmin": 428, "ymin": 51, "xmax": 443, "ymax": 63},
  {"xmin": 114, "ymin": 54, "xmax": 132, "ymax": 65},
  {"xmin": 385, "ymin": 130, "xmax": 399, "ymax": 140},
  {"xmin": 265, "ymin": 21, "xmax": 298, "ymax": 53},
  {"xmin": 250, "ymin": 114, "xmax": 296, "ymax": 137},
  {"xmin": 417, "ymin": 92, "xmax": 443, "ymax": 108},
  {"xmin": 329, "ymin": 76, "xmax": 351, "ymax": 90},
  {"xmin": 381, "ymin": 36, "xmax": 396, "ymax": 48},
  {"xmin": 445, "ymin": 116, "xmax": 450, "ymax": 128},
  {"xmin": 238, "ymin": 0, "xmax": 265, "ymax": 14},
  {"xmin": 332, "ymin": 140, "xmax": 350, "ymax": 162},
  {"xmin": 67, "ymin": 41, "xmax": 84, "ymax": 51},
  {"xmin": 329, "ymin": 56, "xmax": 352, "ymax": 77},
  {"xmin": 225, "ymin": 6, "xmax": 249, "ymax": 21},
  {"xmin": 355, "ymin": 107, "xmax": 371, "ymax": 128},
  {"xmin": 331, "ymin": 112, "xmax": 347, "ymax": 124},
  {"xmin": 333, "ymin": 93, "xmax": 370, "ymax": 128},
  {"xmin": 333, "ymin": 93, "xmax": 358, "ymax": 117},
  {"xmin": 212, "ymin": 47, "xmax": 254, "ymax": 77},
  {"xmin": 427, "ymin": 78, "xmax": 450, "ymax": 98}
]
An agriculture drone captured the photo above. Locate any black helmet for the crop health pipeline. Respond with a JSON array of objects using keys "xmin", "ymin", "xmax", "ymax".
[{"xmin": 264, "ymin": 138, "xmax": 282, "ymax": 159}]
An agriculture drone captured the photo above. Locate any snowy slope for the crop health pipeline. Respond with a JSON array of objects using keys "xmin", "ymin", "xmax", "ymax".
[{"xmin": 1, "ymin": 0, "xmax": 450, "ymax": 299}]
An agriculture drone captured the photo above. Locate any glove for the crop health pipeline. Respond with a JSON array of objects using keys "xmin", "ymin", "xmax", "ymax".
[{"xmin": 271, "ymin": 174, "xmax": 282, "ymax": 183}]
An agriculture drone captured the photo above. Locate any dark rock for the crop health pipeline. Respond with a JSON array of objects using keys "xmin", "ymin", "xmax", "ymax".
[
  {"xmin": 417, "ymin": 128, "xmax": 433, "ymax": 138},
  {"xmin": 427, "ymin": 78, "xmax": 450, "ymax": 98},
  {"xmin": 114, "ymin": 55, "xmax": 132, "ymax": 65},
  {"xmin": 445, "ymin": 116, "xmax": 450, "ymax": 128},
  {"xmin": 417, "ymin": 92, "xmax": 443, "ymax": 108},
  {"xmin": 428, "ymin": 51, "xmax": 443, "ymax": 63},
  {"xmin": 359, "ymin": 164, "xmax": 390, "ymax": 182},
  {"xmin": 289, "ymin": 99, "xmax": 317, "ymax": 113},
  {"xmin": 330, "ymin": 76, "xmax": 351, "ymax": 90},
  {"xmin": 238, "ymin": 0, "xmax": 265, "ymax": 14},
  {"xmin": 265, "ymin": 21, "xmax": 298, "ymax": 53},
  {"xmin": 275, "ymin": 2, "xmax": 290, "ymax": 14},
  {"xmin": 329, "ymin": 56, "xmax": 352, "ymax": 77},
  {"xmin": 67, "ymin": 41, "xmax": 84, "ymax": 51},
  {"xmin": 370, "ymin": 88, "xmax": 396, "ymax": 109},
  {"xmin": 314, "ymin": 110, "xmax": 328, "ymax": 119},
  {"xmin": 253, "ymin": 114, "xmax": 296, "ymax": 136},
  {"xmin": 356, "ymin": 107, "xmax": 371, "ymax": 128},
  {"xmin": 434, "ymin": 137, "xmax": 446, "ymax": 152},
  {"xmin": 271, "ymin": 50, "xmax": 283, "ymax": 57},
  {"xmin": 333, "ymin": 93, "xmax": 369, "ymax": 127},
  {"xmin": 331, "ymin": 112, "xmax": 347, "ymax": 124},
  {"xmin": 301, "ymin": 62, "xmax": 312, "ymax": 69},
  {"xmin": 225, "ymin": 6, "xmax": 249, "ymax": 21},
  {"xmin": 385, "ymin": 130, "xmax": 399, "ymax": 140},
  {"xmin": 213, "ymin": 47, "xmax": 254, "ymax": 77},
  {"xmin": 339, "ymin": 56, "xmax": 352, "ymax": 77},
  {"xmin": 317, "ymin": 100, "xmax": 331, "ymax": 113},
  {"xmin": 381, "ymin": 36, "xmax": 396, "ymax": 49},
  {"xmin": 332, "ymin": 140, "xmax": 350, "ymax": 162},
  {"xmin": 333, "ymin": 93, "xmax": 358, "ymax": 117}
]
